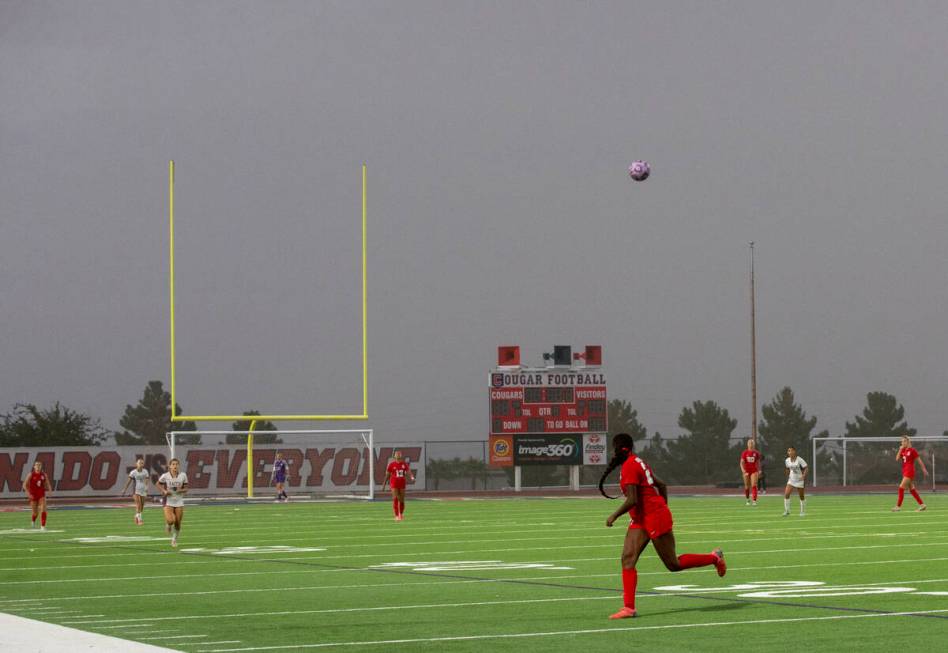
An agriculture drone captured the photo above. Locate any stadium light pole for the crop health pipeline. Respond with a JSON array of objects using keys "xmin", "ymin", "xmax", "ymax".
[{"xmin": 749, "ymin": 242, "xmax": 758, "ymax": 445}]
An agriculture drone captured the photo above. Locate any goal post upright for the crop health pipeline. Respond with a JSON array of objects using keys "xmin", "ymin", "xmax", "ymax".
[{"xmin": 167, "ymin": 161, "xmax": 369, "ymax": 423}]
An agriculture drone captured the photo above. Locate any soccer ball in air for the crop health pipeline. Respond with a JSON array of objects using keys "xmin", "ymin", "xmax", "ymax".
[{"xmin": 628, "ymin": 161, "xmax": 650, "ymax": 181}]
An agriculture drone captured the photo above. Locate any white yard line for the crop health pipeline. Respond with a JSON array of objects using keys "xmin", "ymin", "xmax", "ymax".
[
  {"xmin": 191, "ymin": 609, "xmax": 948, "ymax": 651},
  {"xmin": 63, "ymin": 595, "xmax": 621, "ymax": 625},
  {"xmin": 5, "ymin": 556, "xmax": 948, "ymax": 604},
  {"xmin": 5, "ymin": 541, "xmax": 948, "ymax": 587}
]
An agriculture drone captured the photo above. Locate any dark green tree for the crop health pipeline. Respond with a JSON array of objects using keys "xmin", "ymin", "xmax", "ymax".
[
  {"xmin": 845, "ymin": 392, "xmax": 915, "ymax": 438},
  {"xmin": 665, "ymin": 400, "xmax": 739, "ymax": 485},
  {"xmin": 608, "ymin": 399, "xmax": 647, "ymax": 442},
  {"xmin": 844, "ymin": 391, "xmax": 915, "ymax": 483},
  {"xmin": 228, "ymin": 411, "xmax": 280, "ymax": 444},
  {"xmin": 0, "ymin": 403, "xmax": 111, "ymax": 447},
  {"xmin": 758, "ymin": 387, "xmax": 833, "ymax": 481},
  {"xmin": 116, "ymin": 380, "xmax": 197, "ymax": 445}
]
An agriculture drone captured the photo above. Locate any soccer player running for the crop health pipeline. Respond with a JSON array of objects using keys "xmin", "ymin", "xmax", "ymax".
[
  {"xmin": 120, "ymin": 458, "xmax": 152, "ymax": 525},
  {"xmin": 892, "ymin": 435, "xmax": 928, "ymax": 512},
  {"xmin": 601, "ymin": 433, "xmax": 726, "ymax": 619},
  {"xmin": 22, "ymin": 461, "xmax": 52, "ymax": 532},
  {"xmin": 740, "ymin": 439, "xmax": 762, "ymax": 506},
  {"xmin": 381, "ymin": 451, "xmax": 415, "ymax": 521},
  {"xmin": 783, "ymin": 447, "xmax": 808, "ymax": 516},
  {"xmin": 157, "ymin": 458, "xmax": 189, "ymax": 547},
  {"xmin": 271, "ymin": 451, "xmax": 289, "ymax": 502}
]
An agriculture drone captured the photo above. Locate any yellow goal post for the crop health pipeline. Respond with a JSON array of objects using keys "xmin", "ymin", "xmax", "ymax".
[{"xmin": 167, "ymin": 160, "xmax": 368, "ymax": 423}]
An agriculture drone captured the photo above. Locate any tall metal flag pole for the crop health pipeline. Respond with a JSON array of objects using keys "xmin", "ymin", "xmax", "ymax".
[{"xmin": 750, "ymin": 242, "xmax": 758, "ymax": 443}]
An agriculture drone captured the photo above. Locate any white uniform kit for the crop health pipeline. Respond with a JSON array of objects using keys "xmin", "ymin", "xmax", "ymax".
[
  {"xmin": 129, "ymin": 469, "xmax": 150, "ymax": 497},
  {"xmin": 158, "ymin": 472, "xmax": 188, "ymax": 508},
  {"xmin": 783, "ymin": 456, "xmax": 807, "ymax": 516},
  {"xmin": 785, "ymin": 457, "xmax": 808, "ymax": 488}
]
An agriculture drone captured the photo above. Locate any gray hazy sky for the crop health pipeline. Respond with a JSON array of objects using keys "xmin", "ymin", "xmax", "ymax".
[{"xmin": 3, "ymin": 1, "xmax": 948, "ymax": 443}]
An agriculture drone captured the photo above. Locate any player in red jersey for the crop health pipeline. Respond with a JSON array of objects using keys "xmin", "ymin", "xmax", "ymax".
[
  {"xmin": 381, "ymin": 450, "xmax": 415, "ymax": 521},
  {"xmin": 740, "ymin": 439, "xmax": 762, "ymax": 506},
  {"xmin": 600, "ymin": 433, "xmax": 726, "ymax": 619},
  {"xmin": 22, "ymin": 461, "xmax": 52, "ymax": 532},
  {"xmin": 892, "ymin": 435, "xmax": 928, "ymax": 512}
]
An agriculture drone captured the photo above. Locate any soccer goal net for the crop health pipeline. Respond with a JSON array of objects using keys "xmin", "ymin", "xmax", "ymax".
[
  {"xmin": 165, "ymin": 428, "xmax": 379, "ymax": 500},
  {"xmin": 810, "ymin": 436, "xmax": 947, "ymax": 491}
]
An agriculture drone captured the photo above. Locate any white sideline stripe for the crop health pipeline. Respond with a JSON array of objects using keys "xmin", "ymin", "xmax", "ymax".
[
  {"xmin": 7, "ymin": 557, "xmax": 948, "ymax": 604},
  {"xmin": 0, "ymin": 612, "xmax": 181, "ymax": 652},
  {"xmin": 193, "ymin": 609, "xmax": 948, "ymax": 651},
  {"xmin": 201, "ymin": 643, "xmax": 242, "ymax": 646},
  {"xmin": 143, "ymin": 635, "xmax": 208, "ymax": 640},
  {"xmin": 63, "ymin": 596, "xmax": 620, "ymax": 625},
  {"xmin": 7, "ymin": 541, "xmax": 948, "ymax": 586}
]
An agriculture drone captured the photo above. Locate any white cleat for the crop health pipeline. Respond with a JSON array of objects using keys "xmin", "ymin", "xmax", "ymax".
[
  {"xmin": 891, "ymin": 506, "xmax": 901, "ymax": 512},
  {"xmin": 752, "ymin": 501, "xmax": 757, "ymax": 506},
  {"xmin": 745, "ymin": 500, "xmax": 750, "ymax": 506},
  {"xmin": 916, "ymin": 504, "xmax": 927, "ymax": 512},
  {"xmin": 781, "ymin": 511, "xmax": 789, "ymax": 517},
  {"xmin": 40, "ymin": 526, "xmax": 47, "ymax": 532}
]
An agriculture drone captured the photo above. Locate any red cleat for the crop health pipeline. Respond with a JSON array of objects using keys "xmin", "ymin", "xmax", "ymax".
[
  {"xmin": 712, "ymin": 548, "xmax": 727, "ymax": 577},
  {"xmin": 609, "ymin": 607, "xmax": 637, "ymax": 619}
]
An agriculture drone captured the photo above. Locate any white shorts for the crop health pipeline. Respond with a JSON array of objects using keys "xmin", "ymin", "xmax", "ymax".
[
  {"xmin": 786, "ymin": 480, "xmax": 805, "ymax": 489},
  {"xmin": 134, "ymin": 490, "xmax": 148, "ymax": 497}
]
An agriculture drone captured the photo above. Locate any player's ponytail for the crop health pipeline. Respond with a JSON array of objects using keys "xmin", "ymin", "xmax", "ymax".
[{"xmin": 599, "ymin": 433, "xmax": 635, "ymax": 499}]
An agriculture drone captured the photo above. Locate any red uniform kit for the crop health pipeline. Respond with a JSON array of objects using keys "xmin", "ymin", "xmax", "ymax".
[
  {"xmin": 28, "ymin": 471, "xmax": 48, "ymax": 500},
  {"xmin": 619, "ymin": 454, "xmax": 673, "ymax": 539},
  {"xmin": 900, "ymin": 447, "xmax": 919, "ymax": 478},
  {"xmin": 740, "ymin": 449, "xmax": 760, "ymax": 473},
  {"xmin": 387, "ymin": 460, "xmax": 411, "ymax": 488}
]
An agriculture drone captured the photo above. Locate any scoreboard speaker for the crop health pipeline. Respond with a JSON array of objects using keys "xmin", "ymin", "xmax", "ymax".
[
  {"xmin": 553, "ymin": 345, "xmax": 572, "ymax": 366},
  {"xmin": 497, "ymin": 345, "xmax": 520, "ymax": 366}
]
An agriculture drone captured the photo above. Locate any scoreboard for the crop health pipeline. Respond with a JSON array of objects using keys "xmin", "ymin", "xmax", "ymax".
[{"xmin": 489, "ymin": 369, "xmax": 607, "ymax": 436}]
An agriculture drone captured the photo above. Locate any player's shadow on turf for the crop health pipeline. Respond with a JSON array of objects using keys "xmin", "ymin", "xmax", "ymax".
[{"xmin": 648, "ymin": 601, "xmax": 749, "ymax": 617}]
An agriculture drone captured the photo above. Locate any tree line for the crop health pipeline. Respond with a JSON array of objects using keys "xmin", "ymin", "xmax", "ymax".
[
  {"xmin": 606, "ymin": 387, "xmax": 924, "ymax": 485},
  {"xmin": 0, "ymin": 380, "xmax": 279, "ymax": 448},
  {"xmin": 0, "ymin": 380, "xmax": 936, "ymax": 486}
]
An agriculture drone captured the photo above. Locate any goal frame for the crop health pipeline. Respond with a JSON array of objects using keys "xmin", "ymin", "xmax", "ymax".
[
  {"xmin": 167, "ymin": 161, "xmax": 368, "ymax": 422},
  {"xmin": 166, "ymin": 426, "xmax": 375, "ymax": 500},
  {"xmin": 811, "ymin": 435, "xmax": 945, "ymax": 491}
]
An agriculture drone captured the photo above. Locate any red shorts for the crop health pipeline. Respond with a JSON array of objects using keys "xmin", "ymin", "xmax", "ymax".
[
  {"xmin": 28, "ymin": 493, "xmax": 45, "ymax": 502},
  {"xmin": 743, "ymin": 467, "xmax": 759, "ymax": 475},
  {"xmin": 390, "ymin": 480, "xmax": 406, "ymax": 490},
  {"xmin": 628, "ymin": 503, "xmax": 674, "ymax": 539},
  {"xmin": 902, "ymin": 469, "xmax": 915, "ymax": 480}
]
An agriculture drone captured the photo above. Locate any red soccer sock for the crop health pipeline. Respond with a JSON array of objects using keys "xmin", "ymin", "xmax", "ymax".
[
  {"xmin": 41, "ymin": 512, "xmax": 47, "ymax": 526},
  {"xmin": 393, "ymin": 497, "xmax": 400, "ymax": 517},
  {"xmin": 399, "ymin": 500, "xmax": 405, "ymax": 515},
  {"xmin": 31, "ymin": 514, "xmax": 37, "ymax": 523},
  {"xmin": 751, "ymin": 486, "xmax": 758, "ymax": 501},
  {"xmin": 621, "ymin": 568, "xmax": 637, "ymax": 609},
  {"xmin": 677, "ymin": 553, "xmax": 716, "ymax": 569},
  {"xmin": 910, "ymin": 489, "xmax": 923, "ymax": 505},
  {"xmin": 744, "ymin": 488, "xmax": 750, "ymax": 499},
  {"xmin": 897, "ymin": 488, "xmax": 905, "ymax": 507}
]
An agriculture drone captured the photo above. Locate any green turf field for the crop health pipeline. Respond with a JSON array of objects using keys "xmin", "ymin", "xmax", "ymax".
[{"xmin": 2, "ymin": 494, "xmax": 947, "ymax": 652}]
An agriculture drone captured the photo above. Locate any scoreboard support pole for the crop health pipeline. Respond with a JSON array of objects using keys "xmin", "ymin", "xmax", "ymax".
[
  {"xmin": 514, "ymin": 466, "xmax": 522, "ymax": 492},
  {"xmin": 570, "ymin": 465, "xmax": 580, "ymax": 491}
]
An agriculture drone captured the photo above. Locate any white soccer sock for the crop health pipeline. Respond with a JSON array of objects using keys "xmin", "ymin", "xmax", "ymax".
[
  {"xmin": 784, "ymin": 499, "xmax": 790, "ymax": 511},
  {"xmin": 800, "ymin": 500, "xmax": 806, "ymax": 513}
]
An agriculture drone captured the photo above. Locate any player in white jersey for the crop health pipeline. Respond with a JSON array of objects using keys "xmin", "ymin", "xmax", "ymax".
[
  {"xmin": 120, "ymin": 458, "xmax": 152, "ymax": 525},
  {"xmin": 783, "ymin": 447, "xmax": 808, "ymax": 517},
  {"xmin": 157, "ymin": 458, "xmax": 189, "ymax": 547}
]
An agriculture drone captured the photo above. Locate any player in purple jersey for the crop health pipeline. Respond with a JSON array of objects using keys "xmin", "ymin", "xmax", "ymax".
[{"xmin": 271, "ymin": 451, "xmax": 289, "ymax": 502}]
